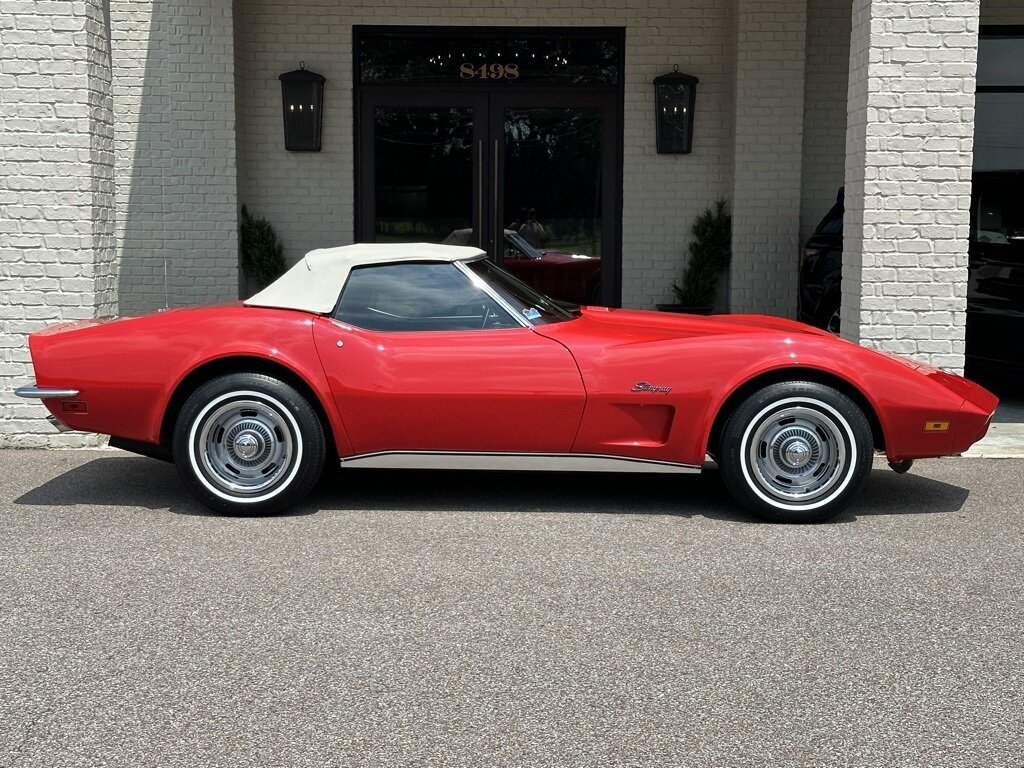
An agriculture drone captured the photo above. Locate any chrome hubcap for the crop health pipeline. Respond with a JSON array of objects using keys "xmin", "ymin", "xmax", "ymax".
[
  {"xmin": 747, "ymin": 404, "xmax": 848, "ymax": 504},
  {"xmin": 233, "ymin": 432, "xmax": 261, "ymax": 460},
  {"xmin": 780, "ymin": 436, "xmax": 813, "ymax": 468},
  {"xmin": 197, "ymin": 398, "xmax": 294, "ymax": 496}
]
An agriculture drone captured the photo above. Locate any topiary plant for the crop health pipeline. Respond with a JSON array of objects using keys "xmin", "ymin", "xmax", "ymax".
[
  {"xmin": 673, "ymin": 198, "xmax": 732, "ymax": 308},
  {"xmin": 240, "ymin": 205, "xmax": 286, "ymax": 288}
]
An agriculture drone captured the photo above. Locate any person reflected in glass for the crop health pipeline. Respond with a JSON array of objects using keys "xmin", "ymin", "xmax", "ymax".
[{"xmin": 518, "ymin": 208, "xmax": 548, "ymax": 248}]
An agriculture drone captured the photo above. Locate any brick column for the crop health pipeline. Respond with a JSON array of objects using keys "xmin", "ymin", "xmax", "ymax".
[
  {"xmin": 111, "ymin": 0, "xmax": 238, "ymax": 316},
  {"xmin": 0, "ymin": 0, "xmax": 115, "ymax": 446},
  {"xmin": 843, "ymin": 0, "xmax": 980, "ymax": 372},
  {"xmin": 730, "ymin": 0, "xmax": 808, "ymax": 316}
]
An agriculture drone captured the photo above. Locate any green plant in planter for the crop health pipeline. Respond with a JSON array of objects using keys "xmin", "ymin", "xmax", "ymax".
[
  {"xmin": 240, "ymin": 205, "xmax": 286, "ymax": 288},
  {"xmin": 673, "ymin": 198, "xmax": 732, "ymax": 309}
]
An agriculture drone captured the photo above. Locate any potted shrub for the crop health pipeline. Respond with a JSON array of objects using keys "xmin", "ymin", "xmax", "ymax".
[
  {"xmin": 240, "ymin": 205, "xmax": 287, "ymax": 292},
  {"xmin": 657, "ymin": 198, "xmax": 731, "ymax": 314}
]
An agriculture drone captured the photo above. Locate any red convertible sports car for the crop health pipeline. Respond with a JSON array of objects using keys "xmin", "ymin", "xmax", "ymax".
[{"xmin": 17, "ymin": 243, "xmax": 997, "ymax": 523}]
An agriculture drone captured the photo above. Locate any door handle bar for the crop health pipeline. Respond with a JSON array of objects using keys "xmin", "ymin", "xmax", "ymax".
[
  {"xmin": 493, "ymin": 138, "xmax": 500, "ymax": 254},
  {"xmin": 477, "ymin": 139, "xmax": 484, "ymax": 250}
]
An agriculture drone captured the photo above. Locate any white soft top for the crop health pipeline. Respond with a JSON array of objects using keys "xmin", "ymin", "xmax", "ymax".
[{"xmin": 244, "ymin": 242, "xmax": 486, "ymax": 313}]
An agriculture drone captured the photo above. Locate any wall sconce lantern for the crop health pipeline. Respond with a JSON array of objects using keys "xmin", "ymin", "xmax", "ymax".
[
  {"xmin": 654, "ymin": 66, "xmax": 699, "ymax": 155},
  {"xmin": 279, "ymin": 62, "xmax": 326, "ymax": 152}
]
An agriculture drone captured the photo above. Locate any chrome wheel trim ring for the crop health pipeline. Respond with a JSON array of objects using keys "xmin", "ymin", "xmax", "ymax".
[
  {"xmin": 187, "ymin": 390, "xmax": 304, "ymax": 504},
  {"xmin": 739, "ymin": 397, "xmax": 858, "ymax": 512}
]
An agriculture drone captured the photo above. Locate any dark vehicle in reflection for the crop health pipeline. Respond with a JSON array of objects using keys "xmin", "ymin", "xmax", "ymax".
[
  {"xmin": 798, "ymin": 172, "xmax": 1024, "ymax": 376},
  {"xmin": 444, "ymin": 228, "xmax": 601, "ymax": 305},
  {"xmin": 797, "ymin": 188, "xmax": 845, "ymax": 334}
]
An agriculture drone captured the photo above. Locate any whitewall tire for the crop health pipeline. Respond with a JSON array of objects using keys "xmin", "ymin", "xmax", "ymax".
[
  {"xmin": 718, "ymin": 382, "xmax": 873, "ymax": 523},
  {"xmin": 173, "ymin": 373, "xmax": 326, "ymax": 515}
]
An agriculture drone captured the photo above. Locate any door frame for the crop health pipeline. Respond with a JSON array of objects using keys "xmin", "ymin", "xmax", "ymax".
[{"xmin": 353, "ymin": 26, "xmax": 625, "ymax": 307}]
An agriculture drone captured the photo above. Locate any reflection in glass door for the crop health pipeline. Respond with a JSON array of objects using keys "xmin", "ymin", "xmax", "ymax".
[
  {"xmin": 368, "ymin": 102, "xmax": 480, "ymax": 245},
  {"xmin": 358, "ymin": 92, "xmax": 619, "ymax": 306},
  {"xmin": 499, "ymin": 105, "xmax": 604, "ymax": 305}
]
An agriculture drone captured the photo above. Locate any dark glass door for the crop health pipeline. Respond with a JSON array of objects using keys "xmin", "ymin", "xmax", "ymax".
[
  {"xmin": 966, "ymin": 173, "xmax": 1024, "ymax": 372},
  {"xmin": 357, "ymin": 90, "xmax": 620, "ymax": 306},
  {"xmin": 359, "ymin": 92, "xmax": 486, "ymax": 248},
  {"xmin": 492, "ymin": 94, "xmax": 614, "ymax": 305}
]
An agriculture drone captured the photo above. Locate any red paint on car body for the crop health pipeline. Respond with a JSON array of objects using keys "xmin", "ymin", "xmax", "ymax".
[{"xmin": 26, "ymin": 303, "xmax": 997, "ymax": 466}]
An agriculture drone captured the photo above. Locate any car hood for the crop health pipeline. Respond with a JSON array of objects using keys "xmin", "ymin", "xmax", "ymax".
[{"xmin": 565, "ymin": 306, "xmax": 831, "ymax": 342}]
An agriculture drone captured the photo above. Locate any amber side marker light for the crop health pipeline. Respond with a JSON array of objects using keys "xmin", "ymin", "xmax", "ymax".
[{"xmin": 924, "ymin": 421, "xmax": 950, "ymax": 432}]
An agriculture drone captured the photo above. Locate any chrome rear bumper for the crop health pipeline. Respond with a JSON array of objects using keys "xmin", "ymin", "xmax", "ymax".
[
  {"xmin": 46, "ymin": 415, "xmax": 73, "ymax": 433},
  {"xmin": 14, "ymin": 386, "xmax": 80, "ymax": 432},
  {"xmin": 15, "ymin": 386, "xmax": 80, "ymax": 399}
]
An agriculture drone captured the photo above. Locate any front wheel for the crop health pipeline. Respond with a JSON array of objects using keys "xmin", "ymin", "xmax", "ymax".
[
  {"xmin": 172, "ymin": 373, "xmax": 326, "ymax": 515},
  {"xmin": 718, "ymin": 382, "xmax": 873, "ymax": 523}
]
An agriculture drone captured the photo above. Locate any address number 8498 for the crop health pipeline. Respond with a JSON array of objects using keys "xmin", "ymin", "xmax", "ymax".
[{"xmin": 460, "ymin": 62, "xmax": 520, "ymax": 80}]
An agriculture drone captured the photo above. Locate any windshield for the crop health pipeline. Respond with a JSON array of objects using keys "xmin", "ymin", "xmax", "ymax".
[
  {"xmin": 504, "ymin": 230, "xmax": 542, "ymax": 259},
  {"xmin": 465, "ymin": 258, "xmax": 575, "ymax": 325}
]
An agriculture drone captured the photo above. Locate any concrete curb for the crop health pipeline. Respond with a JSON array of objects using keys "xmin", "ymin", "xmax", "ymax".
[{"xmin": 961, "ymin": 422, "xmax": 1024, "ymax": 459}]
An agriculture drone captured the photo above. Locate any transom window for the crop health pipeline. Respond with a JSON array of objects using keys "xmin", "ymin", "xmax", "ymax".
[
  {"xmin": 334, "ymin": 262, "xmax": 515, "ymax": 331},
  {"xmin": 357, "ymin": 27, "xmax": 622, "ymax": 86},
  {"xmin": 973, "ymin": 180, "xmax": 1024, "ymax": 247},
  {"xmin": 975, "ymin": 28, "xmax": 1024, "ymax": 171}
]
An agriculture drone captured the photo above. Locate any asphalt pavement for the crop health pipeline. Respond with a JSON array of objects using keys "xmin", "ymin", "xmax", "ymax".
[{"xmin": 1, "ymin": 450, "xmax": 1022, "ymax": 767}]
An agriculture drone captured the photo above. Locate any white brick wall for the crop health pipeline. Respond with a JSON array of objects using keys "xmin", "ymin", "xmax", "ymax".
[
  {"xmin": 729, "ymin": 0, "xmax": 808, "ymax": 316},
  {"xmin": 0, "ymin": 0, "xmax": 114, "ymax": 447},
  {"xmin": 111, "ymin": 0, "xmax": 238, "ymax": 315},
  {"xmin": 233, "ymin": 0, "xmax": 738, "ymax": 309},
  {"xmin": 843, "ymin": 0, "xmax": 980, "ymax": 372}
]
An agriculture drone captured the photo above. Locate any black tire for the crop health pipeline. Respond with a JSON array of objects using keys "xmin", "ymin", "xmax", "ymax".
[
  {"xmin": 172, "ymin": 373, "xmax": 326, "ymax": 515},
  {"xmin": 718, "ymin": 382, "xmax": 873, "ymax": 523}
]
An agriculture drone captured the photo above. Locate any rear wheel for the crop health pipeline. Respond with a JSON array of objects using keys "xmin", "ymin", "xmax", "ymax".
[
  {"xmin": 172, "ymin": 373, "xmax": 325, "ymax": 515},
  {"xmin": 718, "ymin": 382, "xmax": 873, "ymax": 523}
]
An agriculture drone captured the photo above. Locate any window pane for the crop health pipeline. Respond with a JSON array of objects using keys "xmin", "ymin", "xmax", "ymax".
[
  {"xmin": 336, "ymin": 262, "xmax": 514, "ymax": 331},
  {"xmin": 501, "ymin": 106, "xmax": 603, "ymax": 305},
  {"xmin": 973, "ymin": 181, "xmax": 1024, "ymax": 246},
  {"xmin": 977, "ymin": 37, "xmax": 1024, "ymax": 87},
  {"xmin": 974, "ymin": 93, "xmax": 1024, "ymax": 172},
  {"xmin": 816, "ymin": 203, "xmax": 844, "ymax": 236},
  {"xmin": 374, "ymin": 107, "xmax": 474, "ymax": 243},
  {"xmin": 358, "ymin": 29, "xmax": 622, "ymax": 86}
]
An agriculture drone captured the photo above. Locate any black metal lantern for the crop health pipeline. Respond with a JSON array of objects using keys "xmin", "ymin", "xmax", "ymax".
[
  {"xmin": 654, "ymin": 66, "xmax": 698, "ymax": 155},
  {"xmin": 279, "ymin": 62, "xmax": 326, "ymax": 152}
]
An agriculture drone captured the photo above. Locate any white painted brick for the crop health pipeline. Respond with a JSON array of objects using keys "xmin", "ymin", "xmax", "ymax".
[
  {"xmin": 111, "ymin": 0, "xmax": 238, "ymax": 315},
  {"xmin": 842, "ymin": 0, "xmax": 980, "ymax": 373},
  {"xmin": 727, "ymin": 0, "xmax": 807, "ymax": 316},
  {"xmin": 0, "ymin": 0, "xmax": 113, "ymax": 447}
]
